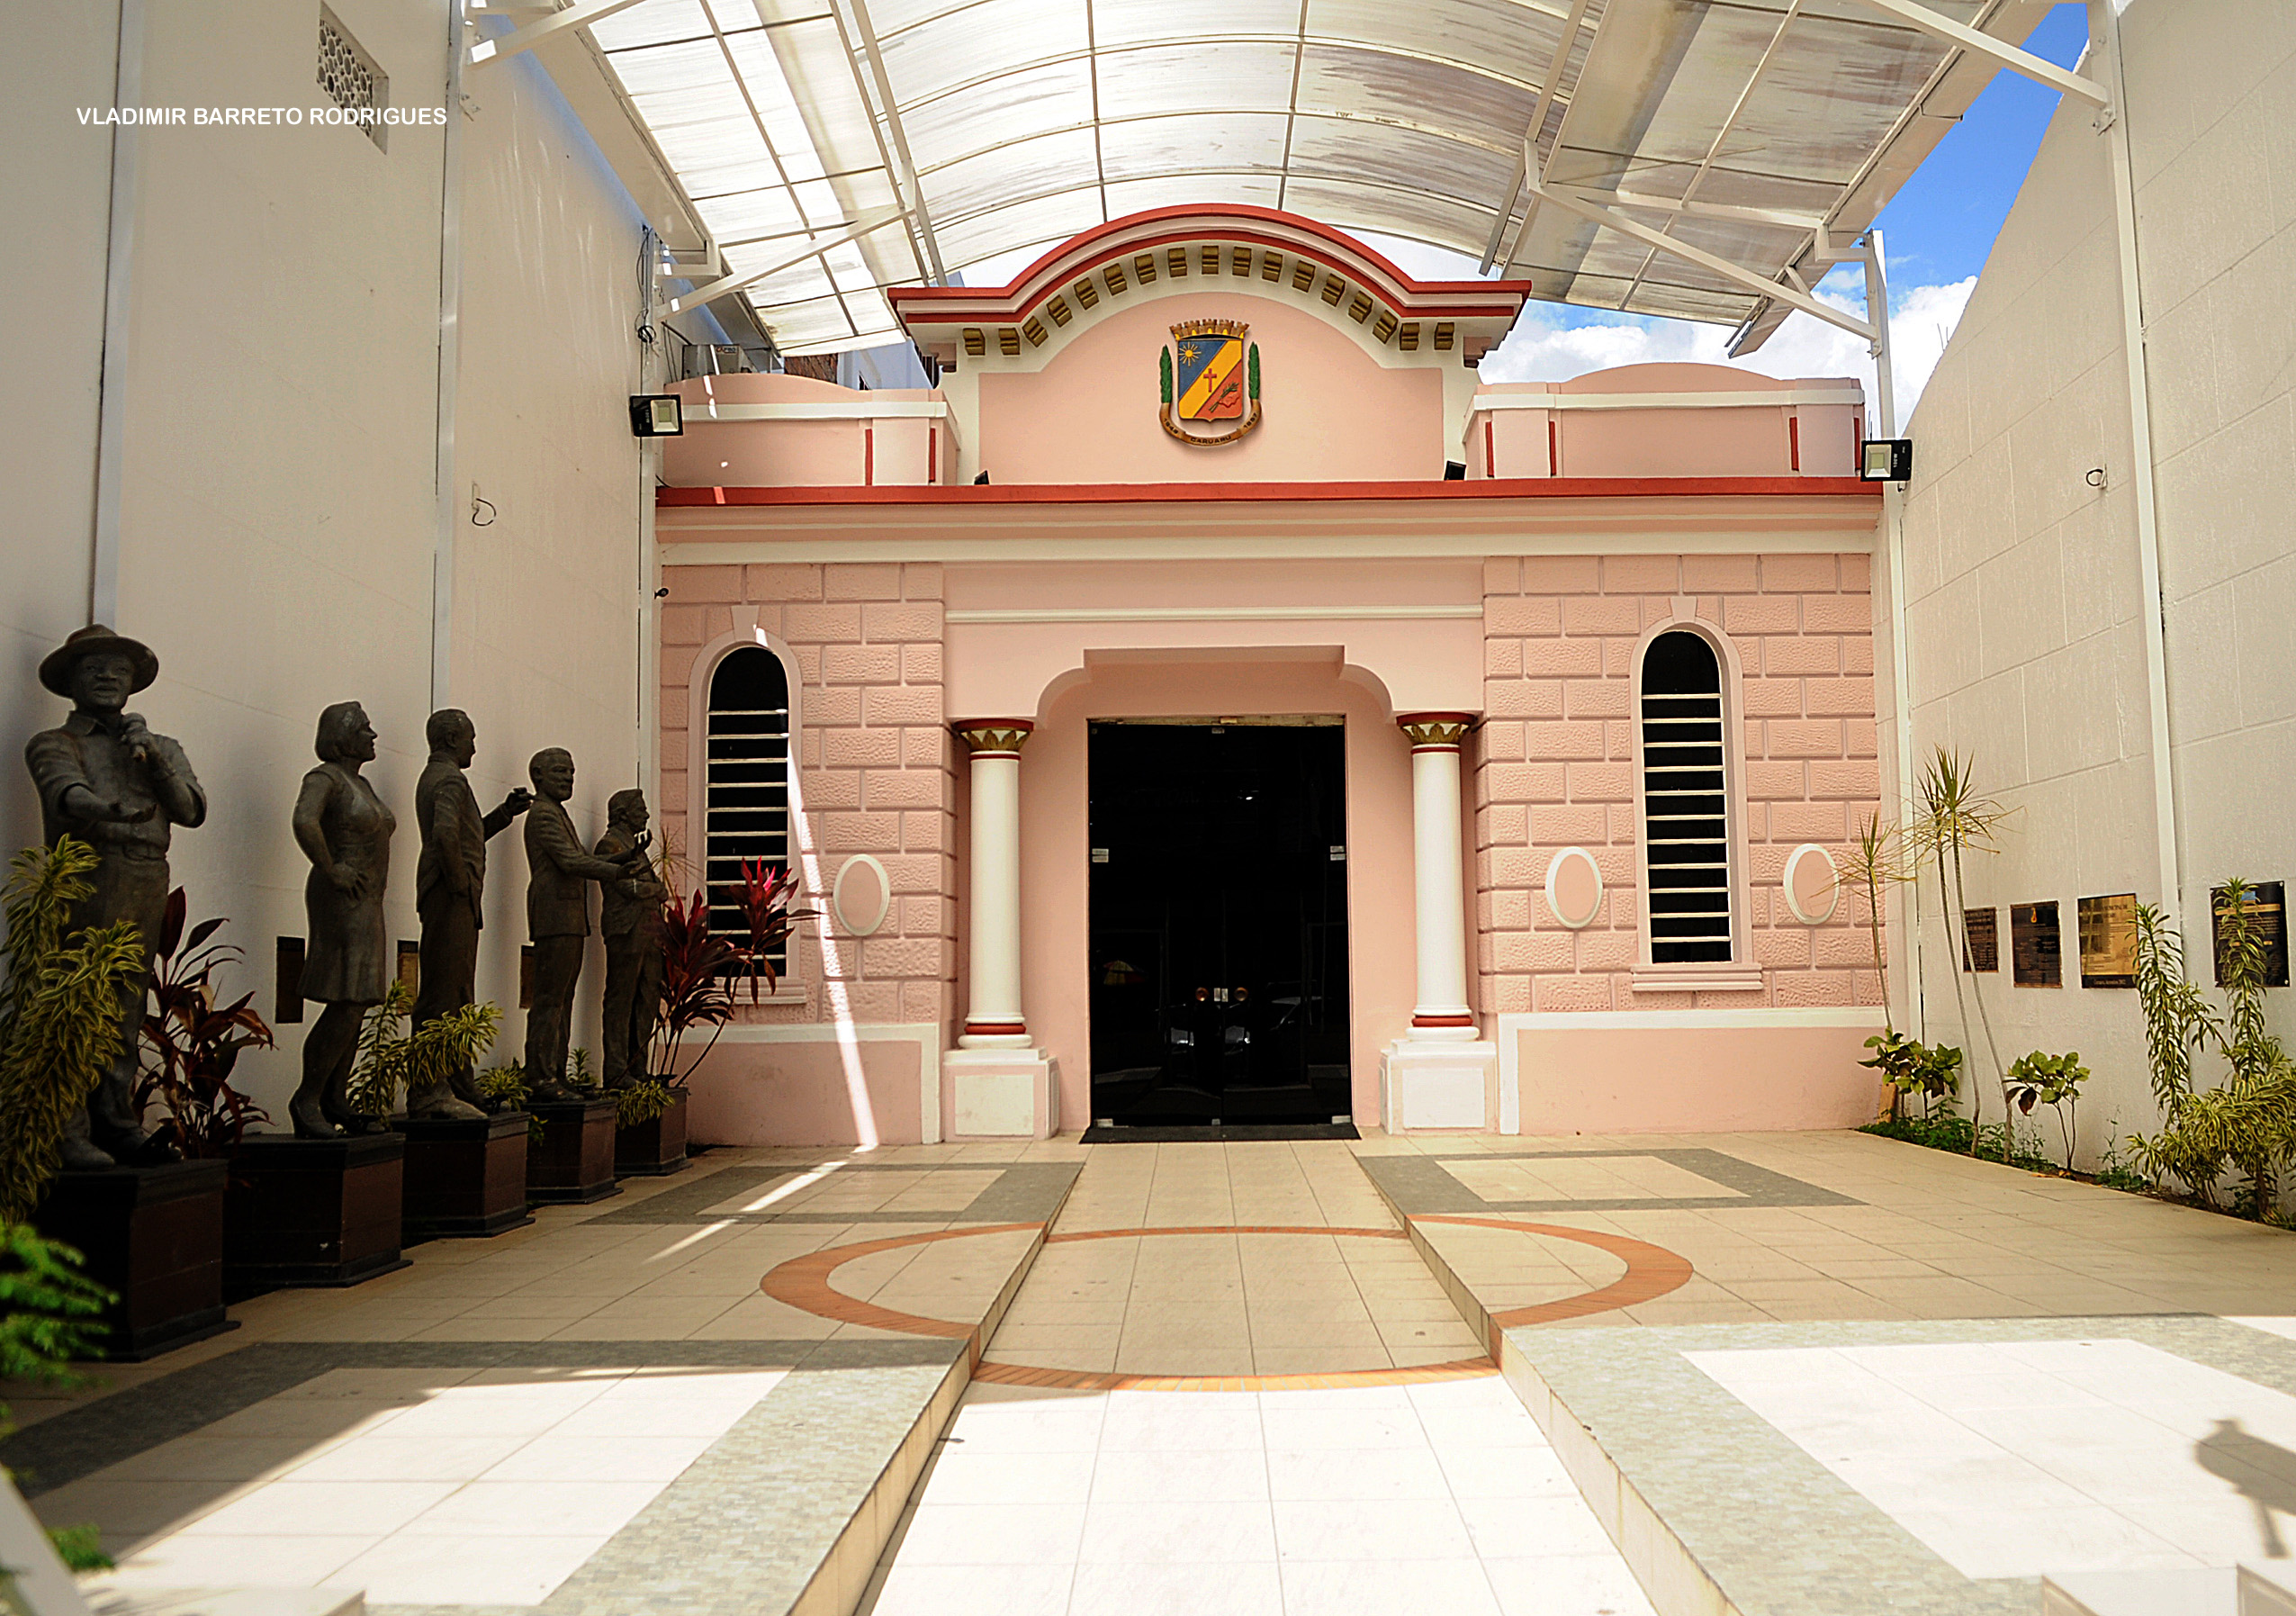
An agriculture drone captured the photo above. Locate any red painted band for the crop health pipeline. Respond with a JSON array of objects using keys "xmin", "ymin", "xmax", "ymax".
[
  {"xmin": 1411, "ymin": 1014, "xmax": 1477, "ymax": 1027},
  {"xmin": 658, "ymin": 475, "xmax": 1878, "ymax": 509},
  {"xmin": 964, "ymin": 1021, "xmax": 1028, "ymax": 1036}
]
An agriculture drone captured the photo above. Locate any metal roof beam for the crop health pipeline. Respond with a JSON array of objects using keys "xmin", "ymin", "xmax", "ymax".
[
  {"xmin": 1480, "ymin": 0, "xmax": 1596, "ymax": 273},
  {"xmin": 667, "ymin": 207, "xmax": 912, "ymax": 316},
  {"xmin": 1524, "ymin": 177, "xmax": 1875, "ymax": 339},
  {"xmin": 467, "ymin": 0, "xmax": 648, "ymax": 68},
  {"xmin": 1556, "ymin": 186, "xmax": 1826, "ymax": 233},
  {"xmin": 1848, "ymin": 0, "xmax": 2108, "ymax": 106}
]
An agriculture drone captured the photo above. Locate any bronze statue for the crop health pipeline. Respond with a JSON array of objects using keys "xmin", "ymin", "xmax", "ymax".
[
  {"xmin": 522, "ymin": 750, "xmax": 645, "ymax": 1103},
  {"xmin": 287, "ymin": 703, "xmax": 396, "ymax": 1139},
  {"xmin": 596, "ymin": 789, "xmax": 666, "ymax": 1089},
  {"xmin": 25, "ymin": 626, "xmax": 207, "ymax": 1169},
  {"xmin": 408, "ymin": 709, "xmax": 529, "ymax": 1121}
]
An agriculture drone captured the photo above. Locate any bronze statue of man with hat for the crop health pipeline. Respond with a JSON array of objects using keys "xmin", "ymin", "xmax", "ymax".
[{"xmin": 25, "ymin": 625, "xmax": 207, "ymax": 1169}]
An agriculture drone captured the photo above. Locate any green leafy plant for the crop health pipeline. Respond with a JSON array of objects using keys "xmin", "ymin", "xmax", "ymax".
[
  {"xmin": 346, "ymin": 980, "xmax": 502, "ymax": 1118},
  {"xmin": 2004, "ymin": 1050, "xmax": 2090, "ymax": 1170},
  {"xmin": 133, "ymin": 888, "xmax": 273, "ymax": 1158},
  {"xmin": 0, "ymin": 839, "xmax": 145, "ymax": 1223},
  {"xmin": 616, "ymin": 1079, "xmax": 676, "ymax": 1128},
  {"xmin": 1911, "ymin": 748, "xmax": 2015, "ymax": 1151},
  {"xmin": 1860, "ymin": 1033, "xmax": 1961, "ymax": 1119},
  {"xmin": 2125, "ymin": 885, "xmax": 2296, "ymax": 1214},
  {"xmin": 0, "ymin": 1222, "xmax": 117, "ymax": 1568},
  {"xmin": 1860, "ymin": 1110, "xmax": 2053, "ymax": 1169},
  {"xmin": 569, "ymin": 1047, "xmax": 596, "ymax": 1089},
  {"xmin": 2093, "ymin": 1124, "xmax": 2148, "ymax": 1193}
]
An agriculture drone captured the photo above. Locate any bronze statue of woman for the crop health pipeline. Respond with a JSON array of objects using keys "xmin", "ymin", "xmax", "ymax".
[{"xmin": 291, "ymin": 701, "xmax": 396, "ymax": 1138}]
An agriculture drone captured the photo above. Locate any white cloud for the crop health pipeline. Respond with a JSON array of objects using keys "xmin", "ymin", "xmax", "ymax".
[{"xmin": 1477, "ymin": 277, "xmax": 1976, "ymax": 428}]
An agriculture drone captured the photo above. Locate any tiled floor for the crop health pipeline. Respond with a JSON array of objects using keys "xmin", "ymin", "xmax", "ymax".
[{"xmin": 854, "ymin": 1141, "xmax": 1659, "ymax": 1614}]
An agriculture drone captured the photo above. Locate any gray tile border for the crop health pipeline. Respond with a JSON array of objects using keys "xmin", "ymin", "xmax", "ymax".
[
  {"xmin": 1508, "ymin": 1314, "xmax": 2296, "ymax": 1616},
  {"xmin": 1358, "ymin": 1147, "xmax": 1858, "ymax": 1216},
  {"xmin": 580, "ymin": 1161, "xmax": 1080, "ymax": 1227}
]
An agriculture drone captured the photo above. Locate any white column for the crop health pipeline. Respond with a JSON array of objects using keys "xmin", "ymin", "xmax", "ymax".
[
  {"xmin": 1400, "ymin": 713, "xmax": 1477, "ymax": 1042},
  {"xmin": 957, "ymin": 721, "xmax": 1031, "ymax": 1048}
]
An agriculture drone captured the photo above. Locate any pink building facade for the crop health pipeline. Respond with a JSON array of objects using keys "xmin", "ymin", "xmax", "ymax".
[{"xmin": 654, "ymin": 208, "xmax": 1886, "ymax": 1146}]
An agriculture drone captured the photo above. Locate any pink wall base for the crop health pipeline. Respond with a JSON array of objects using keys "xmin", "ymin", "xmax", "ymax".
[
  {"xmin": 1511, "ymin": 1019, "xmax": 1883, "ymax": 1133},
  {"xmin": 685, "ymin": 1037, "xmax": 927, "ymax": 1147}
]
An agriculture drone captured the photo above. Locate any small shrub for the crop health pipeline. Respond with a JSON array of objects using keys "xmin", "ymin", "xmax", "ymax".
[
  {"xmin": 1860, "ymin": 1033, "xmax": 1962, "ymax": 1119},
  {"xmin": 347, "ymin": 981, "xmax": 501, "ymax": 1118},
  {"xmin": 616, "ymin": 1079, "xmax": 675, "ymax": 1128},
  {"xmin": 134, "ymin": 888, "xmax": 272, "ymax": 1157},
  {"xmin": 2004, "ymin": 1050, "xmax": 2090, "ymax": 1170}
]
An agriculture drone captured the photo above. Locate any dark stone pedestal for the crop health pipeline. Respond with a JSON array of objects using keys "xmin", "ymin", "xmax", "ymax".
[
  {"xmin": 527, "ymin": 1099, "xmax": 621, "ymax": 1205},
  {"xmin": 223, "ymin": 1133, "xmax": 410, "ymax": 1298},
  {"xmin": 615, "ymin": 1091, "xmax": 690, "ymax": 1177},
  {"xmin": 33, "ymin": 1160, "xmax": 236, "ymax": 1360},
  {"xmin": 394, "ymin": 1112, "xmax": 533, "ymax": 1242}
]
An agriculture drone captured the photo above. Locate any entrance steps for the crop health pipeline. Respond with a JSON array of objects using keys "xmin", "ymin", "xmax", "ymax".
[{"xmin": 2046, "ymin": 1568, "xmax": 2296, "ymax": 1616}]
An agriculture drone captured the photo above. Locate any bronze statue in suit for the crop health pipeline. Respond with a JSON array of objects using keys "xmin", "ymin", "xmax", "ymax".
[
  {"xmin": 408, "ymin": 709, "xmax": 529, "ymax": 1120},
  {"xmin": 595, "ymin": 789, "xmax": 665, "ymax": 1089},
  {"xmin": 24, "ymin": 626, "xmax": 206, "ymax": 1169},
  {"xmin": 522, "ymin": 749, "xmax": 645, "ymax": 1102}
]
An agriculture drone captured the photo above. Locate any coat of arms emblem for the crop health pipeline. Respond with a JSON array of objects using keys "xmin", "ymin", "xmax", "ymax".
[{"xmin": 1159, "ymin": 319, "xmax": 1261, "ymax": 444}]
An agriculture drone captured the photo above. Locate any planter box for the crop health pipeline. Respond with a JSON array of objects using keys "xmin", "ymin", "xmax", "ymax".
[
  {"xmin": 615, "ymin": 1090, "xmax": 689, "ymax": 1177},
  {"xmin": 394, "ymin": 1112, "xmax": 533, "ymax": 1242},
  {"xmin": 223, "ymin": 1133, "xmax": 410, "ymax": 1299},
  {"xmin": 527, "ymin": 1099, "xmax": 621, "ymax": 1205},
  {"xmin": 33, "ymin": 1160, "xmax": 235, "ymax": 1360}
]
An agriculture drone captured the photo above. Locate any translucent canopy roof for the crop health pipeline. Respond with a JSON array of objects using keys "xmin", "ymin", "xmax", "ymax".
[{"xmin": 585, "ymin": 0, "xmax": 2052, "ymax": 355}]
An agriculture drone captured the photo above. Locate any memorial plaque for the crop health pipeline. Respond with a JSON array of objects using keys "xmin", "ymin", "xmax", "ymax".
[
  {"xmin": 1962, "ymin": 907, "xmax": 1999, "ymax": 972},
  {"xmin": 2077, "ymin": 893, "xmax": 2138, "ymax": 989},
  {"xmin": 2211, "ymin": 880, "xmax": 2291, "ymax": 989},
  {"xmin": 2012, "ymin": 901, "xmax": 2062, "ymax": 987}
]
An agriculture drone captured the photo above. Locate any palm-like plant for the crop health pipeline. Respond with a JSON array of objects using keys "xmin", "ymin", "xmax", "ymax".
[
  {"xmin": 134, "ymin": 889, "xmax": 273, "ymax": 1158},
  {"xmin": 0, "ymin": 840, "xmax": 145, "ymax": 1223},
  {"xmin": 1843, "ymin": 813, "xmax": 1914, "ymax": 1038},
  {"xmin": 1912, "ymin": 748, "xmax": 2015, "ymax": 1151}
]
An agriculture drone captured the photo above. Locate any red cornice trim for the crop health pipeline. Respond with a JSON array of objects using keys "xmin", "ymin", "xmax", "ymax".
[
  {"xmin": 890, "ymin": 207, "xmax": 1530, "ymax": 328},
  {"xmin": 657, "ymin": 477, "xmax": 1879, "ymax": 509}
]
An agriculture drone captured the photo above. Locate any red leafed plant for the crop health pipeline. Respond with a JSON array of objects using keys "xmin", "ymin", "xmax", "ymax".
[
  {"xmin": 653, "ymin": 888, "xmax": 741, "ymax": 1087},
  {"xmin": 728, "ymin": 859, "xmax": 820, "ymax": 1003},
  {"xmin": 134, "ymin": 888, "xmax": 273, "ymax": 1158}
]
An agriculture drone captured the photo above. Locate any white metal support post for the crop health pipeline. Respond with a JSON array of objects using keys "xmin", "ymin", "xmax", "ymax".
[
  {"xmin": 945, "ymin": 721, "xmax": 1058, "ymax": 1138},
  {"xmin": 430, "ymin": 0, "xmax": 468, "ymax": 710},
  {"xmin": 1865, "ymin": 230, "xmax": 1925, "ymax": 1037},
  {"xmin": 90, "ymin": 0, "xmax": 146, "ymax": 626},
  {"xmin": 2090, "ymin": 0, "xmax": 2182, "ymax": 925}
]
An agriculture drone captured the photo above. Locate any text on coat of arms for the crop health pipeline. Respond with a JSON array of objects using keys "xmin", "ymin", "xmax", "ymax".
[{"xmin": 1159, "ymin": 319, "xmax": 1262, "ymax": 445}]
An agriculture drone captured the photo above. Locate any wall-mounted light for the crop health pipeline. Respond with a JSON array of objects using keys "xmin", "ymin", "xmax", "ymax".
[
  {"xmin": 1859, "ymin": 438, "xmax": 1912, "ymax": 482},
  {"xmin": 629, "ymin": 394, "xmax": 683, "ymax": 437}
]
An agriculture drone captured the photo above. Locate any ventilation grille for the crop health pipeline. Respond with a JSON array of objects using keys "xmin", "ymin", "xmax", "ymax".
[
  {"xmin": 1641, "ymin": 631, "xmax": 1732, "ymax": 964},
  {"xmin": 705, "ymin": 646, "xmax": 792, "ymax": 975},
  {"xmin": 317, "ymin": 5, "xmax": 388, "ymax": 150}
]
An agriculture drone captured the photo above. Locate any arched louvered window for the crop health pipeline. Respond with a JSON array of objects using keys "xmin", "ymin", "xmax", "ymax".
[
  {"xmin": 705, "ymin": 645, "xmax": 793, "ymax": 971},
  {"xmin": 1640, "ymin": 629, "xmax": 1733, "ymax": 964}
]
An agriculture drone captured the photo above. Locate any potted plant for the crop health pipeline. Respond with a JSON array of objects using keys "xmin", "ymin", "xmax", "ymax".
[
  {"xmin": 351, "ymin": 984, "xmax": 530, "ymax": 1241},
  {"xmin": 7, "ymin": 843, "xmax": 232, "ymax": 1359},
  {"xmin": 615, "ymin": 888, "xmax": 737, "ymax": 1175}
]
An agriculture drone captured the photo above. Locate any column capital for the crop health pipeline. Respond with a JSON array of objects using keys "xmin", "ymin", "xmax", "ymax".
[
  {"xmin": 1397, "ymin": 711, "xmax": 1475, "ymax": 751},
  {"xmin": 955, "ymin": 719, "xmax": 1034, "ymax": 755}
]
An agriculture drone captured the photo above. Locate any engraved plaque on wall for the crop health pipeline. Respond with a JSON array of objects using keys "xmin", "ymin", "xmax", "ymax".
[
  {"xmin": 1962, "ymin": 907, "xmax": 2000, "ymax": 972},
  {"xmin": 2012, "ymin": 901, "xmax": 2062, "ymax": 987},
  {"xmin": 2211, "ymin": 880, "xmax": 2291, "ymax": 989},
  {"xmin": 2077, "ymin": 893, "xmax": 2138, "ymax": 989}
]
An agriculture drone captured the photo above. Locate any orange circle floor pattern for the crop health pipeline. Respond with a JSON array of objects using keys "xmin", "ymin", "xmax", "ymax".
[{"xmin": 758, "ymin": 1218, "xmax": 1695, "ymax": 1392}]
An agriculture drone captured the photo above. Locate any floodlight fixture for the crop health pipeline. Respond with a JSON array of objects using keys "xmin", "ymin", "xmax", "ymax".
[
  {"xmin": 1859, "ymin": 438, "xmax": 1912, "ymax": 482},
  {"xmin": 630, "ymin": 394, "xmax": 683, "ymax": 437}
]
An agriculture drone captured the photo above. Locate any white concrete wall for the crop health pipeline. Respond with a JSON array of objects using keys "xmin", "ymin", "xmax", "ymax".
[
  {"xmin": 7, "ymin": 0, "xmax": 649, "ymax": 1124},
  {"xmin": 1896, "ymin": 0, "xmax": 2296, "ymax": 1163}
]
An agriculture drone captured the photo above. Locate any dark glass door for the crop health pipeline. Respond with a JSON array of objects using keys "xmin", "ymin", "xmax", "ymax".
[{"xmin": 1087, "ymin": 720, "xmax": 1351, "ymax": 1127}]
